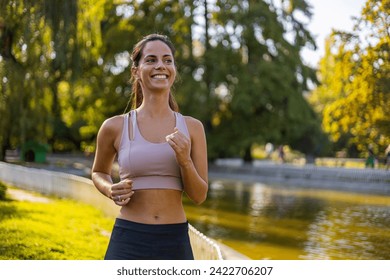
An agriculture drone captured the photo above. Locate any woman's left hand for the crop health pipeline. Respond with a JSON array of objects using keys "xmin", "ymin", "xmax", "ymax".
[{"xmin": 166, "ymin": 127, "xmax": 192, "ymax": 167}]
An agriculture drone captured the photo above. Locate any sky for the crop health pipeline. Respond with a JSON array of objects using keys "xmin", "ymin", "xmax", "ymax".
[{"xmin": 302, "ymin": 0, "xmax": 367, "ymax": 67}]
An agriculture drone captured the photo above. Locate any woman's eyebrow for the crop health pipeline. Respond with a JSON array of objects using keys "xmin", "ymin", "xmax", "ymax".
[{"xmin": 144, "ymin": 54, "xmax": 172, "ymax": 59}]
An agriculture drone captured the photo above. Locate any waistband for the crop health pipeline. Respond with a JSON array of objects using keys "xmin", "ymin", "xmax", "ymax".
[{"xmin": 114, "ymin": 218, "xmax": 189, "ymax": 233}]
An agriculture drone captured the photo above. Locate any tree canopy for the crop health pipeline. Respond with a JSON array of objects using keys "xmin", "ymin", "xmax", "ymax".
[
  {"xmin": 1, "ymin": 0, "xmax": 327, "ymax": 161},
  {"xmin": 309, "ymin": 0, "xmax": 389, "ymax": 158}
]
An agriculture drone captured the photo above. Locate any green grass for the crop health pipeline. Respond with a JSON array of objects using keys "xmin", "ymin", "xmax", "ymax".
[
  {"xmin": 0, "ymin": 181, "xmax": 6, "ymax": 200},
  {"xmin": 0, "ymin": 188, "xmax": 114, "ymax": 260}
]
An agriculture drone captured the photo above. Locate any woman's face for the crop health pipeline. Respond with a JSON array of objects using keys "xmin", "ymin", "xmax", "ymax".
[{"xmin": 135, "ymin": 40, "xmax": 176, "ymax": 94}]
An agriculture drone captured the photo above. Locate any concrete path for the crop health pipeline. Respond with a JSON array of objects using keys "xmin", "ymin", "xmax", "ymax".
[{"xmin": 7, "ymin": 188, "xmax": 51, "ymax": 203}]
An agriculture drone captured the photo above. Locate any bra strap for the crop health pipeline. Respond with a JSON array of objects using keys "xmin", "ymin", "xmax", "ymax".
[
  {"xmin": 121, "ymin": 113, "xmax": 129, "ymax": 144},
  {"xmin": 130, "ymin": 110, "xmax": 136, "ymax": 141}
]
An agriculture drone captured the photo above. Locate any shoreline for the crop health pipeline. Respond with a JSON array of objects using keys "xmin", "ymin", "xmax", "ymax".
[{"xmin": 209, "ymin": 162, "xmax": 390, "ymax": 195}]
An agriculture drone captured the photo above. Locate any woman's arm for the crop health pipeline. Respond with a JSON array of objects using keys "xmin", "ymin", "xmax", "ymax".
[
  {"xmin": 91, "ymin": 116, "xmax": 133, "ymax": 206},
  {"xmin": 166, "ymin": 117, "xmax": 208, "ymax": 204}
]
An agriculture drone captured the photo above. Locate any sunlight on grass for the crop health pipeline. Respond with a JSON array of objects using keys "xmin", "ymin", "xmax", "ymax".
[{"xmin": 0, "ymin": 189, "xmax": 114, "ymax": 260}]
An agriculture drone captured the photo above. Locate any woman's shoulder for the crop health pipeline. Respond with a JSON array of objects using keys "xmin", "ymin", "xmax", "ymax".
[
  {"xmin": 183, "ymin": 115, "xmax": 205, "ymax": 132},
  {"xmin": 99, "ymin": 114, "xmax": 126, "ymax": 134}
]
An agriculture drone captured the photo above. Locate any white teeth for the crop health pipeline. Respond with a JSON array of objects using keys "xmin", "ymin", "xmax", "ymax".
[{"xmin": 153, "ymin": 75, "xmax": 167, "ymax": 79}]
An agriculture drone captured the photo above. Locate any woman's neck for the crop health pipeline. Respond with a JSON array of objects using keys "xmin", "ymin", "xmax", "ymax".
[{"xmin": 136, "ymin": 101, "xmax": 172, "ymax": 119}]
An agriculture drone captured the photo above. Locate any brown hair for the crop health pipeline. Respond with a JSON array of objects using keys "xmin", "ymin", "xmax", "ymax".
[{"xmin": 129, "ymin": 34, "xmax": 179, "ymax": 112}]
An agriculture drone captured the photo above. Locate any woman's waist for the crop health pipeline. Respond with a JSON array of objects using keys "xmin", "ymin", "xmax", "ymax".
[
  {"xmin": 118, "ymin": 190, "xmax": 186, "ymax": 224},
  {"xmin": 118, "ymin": 211, "xmax": 187, "ymax": 224}
]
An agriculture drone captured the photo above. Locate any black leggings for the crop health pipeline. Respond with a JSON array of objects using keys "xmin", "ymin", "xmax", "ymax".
[{"xmin": 104, "ymin": 218, "xmax": 194, "ymax": 260}]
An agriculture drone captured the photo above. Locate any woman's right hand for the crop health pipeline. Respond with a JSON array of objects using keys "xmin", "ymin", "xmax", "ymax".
[{"xmin": 109, "ymin": 179, "xmax": 134, "ymax": 206}]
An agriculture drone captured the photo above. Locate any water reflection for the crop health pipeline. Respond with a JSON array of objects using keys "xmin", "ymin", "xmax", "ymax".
[
  {"xmin": 302, "ymin": 205, "xmax": 390, "ymax": 260},
  {"xmin": 183, "ymin": 179, "xmax": 390, "ymax": 260}
]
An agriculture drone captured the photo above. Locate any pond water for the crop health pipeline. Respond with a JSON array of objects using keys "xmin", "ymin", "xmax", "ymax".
[{"xmin": 183, "ymin": 179, "xmax": 390, "ymax": 260}]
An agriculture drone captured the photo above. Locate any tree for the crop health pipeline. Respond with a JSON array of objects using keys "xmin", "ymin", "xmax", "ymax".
[
  {"xmin": 203, "ymin": 0, "xmax": 322, "ymax": 160},
  {"xmin": 309, "ymin": 0, "xmax": 389, "ymax": 157},
  {"xmin": 1, "ymin": 0, "xmax": 326, "ymax": 162},
  {"xmin": 0, "ymin": 1, "xmax": 53, "ymax": 159},
  {"xmin": 0, "ymin": 0, "xmax": 109, "ymax": 158}
]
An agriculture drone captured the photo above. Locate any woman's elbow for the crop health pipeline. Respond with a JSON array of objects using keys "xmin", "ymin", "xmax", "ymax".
[
  {"xmin": 192, "ymin": 198, "xmax": 205, "ymax": 205},
  {"xmin": 185, "ymin": 180, "xmax": 208, "ymax": 205},
  {"xmin": 191, "ymin": 190, "xmax": 207, "ymax": 205}
]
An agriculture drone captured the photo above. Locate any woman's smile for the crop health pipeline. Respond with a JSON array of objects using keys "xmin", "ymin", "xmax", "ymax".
[{"xmin": 152, "ymin": 74, "xmax": 169, "ymax": 80}]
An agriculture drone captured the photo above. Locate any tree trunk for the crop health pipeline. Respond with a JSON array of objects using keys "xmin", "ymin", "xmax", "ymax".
[{"xmin": 243, "ymin": 145, "xmax": 253, "ymax": 163}]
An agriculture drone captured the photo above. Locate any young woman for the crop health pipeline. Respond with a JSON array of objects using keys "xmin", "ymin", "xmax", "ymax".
[{"xmin": 91, "ymin": 34, "xmax": 208, "ymax": 260}]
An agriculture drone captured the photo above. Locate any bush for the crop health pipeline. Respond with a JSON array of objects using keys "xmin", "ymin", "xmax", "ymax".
[{"xmin": 0, "ymin": 181, "xmax": 7, "ymax": 200}]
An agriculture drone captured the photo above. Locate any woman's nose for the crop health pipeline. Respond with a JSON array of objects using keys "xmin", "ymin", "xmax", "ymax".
[{"xmin": 154, "ymin": 60, "xmax": 165, "ymax": 69}]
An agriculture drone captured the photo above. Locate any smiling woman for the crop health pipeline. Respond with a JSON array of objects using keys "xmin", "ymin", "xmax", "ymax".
[
  {"xmin": 91, "ymin": 34, "xmax": 208, "ymax": 260},
  {"xmin": 129, "ymin": 34, "xmax": 178, "ymax": 110}
]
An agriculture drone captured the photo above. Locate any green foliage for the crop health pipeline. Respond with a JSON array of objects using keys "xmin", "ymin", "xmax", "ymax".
[
  {"xmin": 204, "ymin": 0, "xmax": 323, "ymax": 159},
  {"xmin": 309, "ymin": 0, "xmax": 389, "ymax": 157},
  {"xmin": 0, "ymin": 191, "xmax": 113, "ymax": 259},
  {"xmin": 1, "ymin": 0, "xmax": 326, "ymax": 161},
  {"xmin": 0, "ymin": 0, "xmax": 110, "ymax": 155}
]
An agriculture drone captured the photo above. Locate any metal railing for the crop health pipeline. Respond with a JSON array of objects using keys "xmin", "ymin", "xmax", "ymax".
[{"xmin": 0, "ymin": 161, "xmax": 223, "ymax": 260}]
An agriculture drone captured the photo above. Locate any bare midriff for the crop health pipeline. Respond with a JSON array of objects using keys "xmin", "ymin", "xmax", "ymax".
[{"xmin": 118, "ymin": 189, "xmax": 187, "ymax": 224}]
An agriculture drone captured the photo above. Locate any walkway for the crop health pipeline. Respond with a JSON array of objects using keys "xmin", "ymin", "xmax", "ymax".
[{"xmin": 7, "ymin": 188, "xmax": 51, "ymax": 203}]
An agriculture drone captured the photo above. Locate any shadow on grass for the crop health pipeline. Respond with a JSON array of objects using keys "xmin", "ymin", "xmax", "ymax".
[
  {"xmin": 0, "ymin": 194, "xmax": 52, "ymax": 259},
  {"xmin": 0, "ymin": 191, "xmax": 110, "ymax": 260},
  {"xmin": 0, "ymin": 200, "xmax": 21, "ymax": 222}
]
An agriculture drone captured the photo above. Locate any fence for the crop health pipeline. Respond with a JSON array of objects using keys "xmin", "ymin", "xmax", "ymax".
[{"xmin": 0, "ymin": 161, "xmax": 223, "ymax": 260}]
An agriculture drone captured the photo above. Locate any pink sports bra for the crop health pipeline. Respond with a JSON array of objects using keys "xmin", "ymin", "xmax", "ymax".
[{"xmin": 117, "ymin": 110, "xmax": 190, "ymax": 191}]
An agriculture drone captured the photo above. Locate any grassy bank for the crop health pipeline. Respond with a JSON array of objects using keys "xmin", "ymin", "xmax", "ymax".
[{"xmin": 0, "ymin": 186, "xmax": 114, "ymax": 260}]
